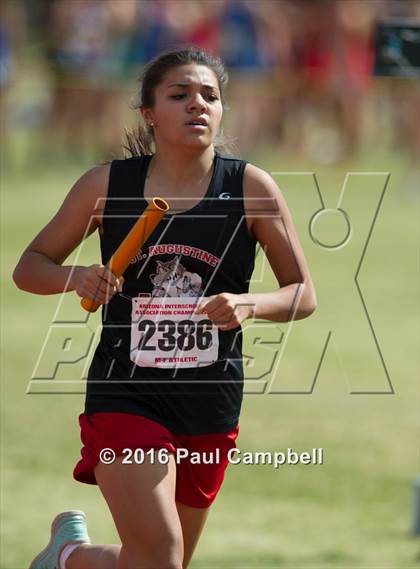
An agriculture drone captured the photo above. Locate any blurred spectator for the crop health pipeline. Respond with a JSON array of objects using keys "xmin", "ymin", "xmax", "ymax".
[
  {"xmin": 45, "ymin": 0, "xmax": 136, "ymax": 159},
  {"xmin": 287, "ymin": 0, "xmax": 376, "ymax": 163},
  {"xmin": 130, "ymin": 1, "xmax": 222, "ymax": 65},
  {"xmin": 0, "ymin": 0, "xmax": 27, "ymax": 164},
  {"xmin": 181, "ymin": 0, "xmax": 223, "ymax": 52},
  {"xmin": 0, "ymin": 0, "xmax": 27, "ymax": 91},
  {"xmin": 130, "ymin": 1, "xmax": 181, "ymax": 63},
  {"xmin": 220, "ymin": 0, "xmax": 267, "ymax": 72},
  {"xmin": 218, "ymin": 0, "xmax": 279, "ymax": 154},
  {"xmin": 0, "ymin": 22, "xmax": 11, "ymax": 90},
  {"xmin": 375, "ymin": 0, "xmax": 420, "ymax": 195}
]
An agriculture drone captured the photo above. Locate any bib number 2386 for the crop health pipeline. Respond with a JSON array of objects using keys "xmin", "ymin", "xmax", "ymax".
[{"xmin": 130, "ymin": 297, "xmax": 219, "ymax": 369}]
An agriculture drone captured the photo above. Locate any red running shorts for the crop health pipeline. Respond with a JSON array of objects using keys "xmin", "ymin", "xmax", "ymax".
[{"xmin": 73, "ymin": 412, "xmax": 239, "ymax": 508}]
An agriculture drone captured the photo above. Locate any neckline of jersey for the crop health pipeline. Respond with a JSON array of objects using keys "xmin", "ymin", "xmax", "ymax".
[{"xmin": 141, "ymin": 151, "xmax": 220, "ymax": 217}]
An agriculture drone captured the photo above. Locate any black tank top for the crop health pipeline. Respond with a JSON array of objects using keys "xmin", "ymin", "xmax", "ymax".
[{"xmin": 85, "ymin": 152, "xmax": 257, "ymax": 434}]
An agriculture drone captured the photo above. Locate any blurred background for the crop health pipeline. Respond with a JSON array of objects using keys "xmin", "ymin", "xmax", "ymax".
[
  {"xmin": 1, "ymin": 0, "xmax": 419, "ymax": 168},
  {"xmin": 1, "ymin": 1, "xmax": 419, "ymax": 568}
]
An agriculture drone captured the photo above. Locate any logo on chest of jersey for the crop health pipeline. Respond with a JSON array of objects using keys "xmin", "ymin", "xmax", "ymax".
[
  {"xmin": 149, "ymin": 256, "xmax": 203, "ymax": 298},
  {"xmin": 218, "ymin": 192, "xmax": 231, "ymax": 200}
]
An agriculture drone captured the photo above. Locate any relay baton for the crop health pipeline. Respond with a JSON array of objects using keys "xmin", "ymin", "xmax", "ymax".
[{"xmin": 81, "ymin": 197, "xmax": 170, "ymax": 313}]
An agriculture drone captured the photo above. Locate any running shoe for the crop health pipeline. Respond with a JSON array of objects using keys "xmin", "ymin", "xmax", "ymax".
[{"xmin": 28, "ymin": 510, "xmax": 90, "ymax": 569}]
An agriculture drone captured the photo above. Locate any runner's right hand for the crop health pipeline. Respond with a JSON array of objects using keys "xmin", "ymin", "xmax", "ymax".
[{"xmin": 73, "ymin": 264, "xmax": 124, "ymax": 305}]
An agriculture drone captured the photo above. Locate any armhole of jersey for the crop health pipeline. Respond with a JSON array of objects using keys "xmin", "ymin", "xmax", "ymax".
[
  {"xmin": 101, "ymin": 159, "xmax": 119, "ymax": 237},
  {"xmin": 238, "ymin": 160, "xmax": 254, "ymax": 234},
  {"xmin": 238, "ymin": 159, "xmax": 248, "ymax": 205},
  {"xmin": 101, "ymin": 156, "xmax": 147, "ymax": 237}
]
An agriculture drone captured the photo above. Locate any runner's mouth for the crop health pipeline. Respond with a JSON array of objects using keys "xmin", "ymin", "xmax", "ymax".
[{"xmin": 185, "ymin": 118, "xmax": 208, "ymax": 127}]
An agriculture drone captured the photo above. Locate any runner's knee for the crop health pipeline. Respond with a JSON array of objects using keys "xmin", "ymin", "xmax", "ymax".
[
  {"xmin": 122, "ymin": 526, "xmax": 183, "ymax": 568},
  {"xmin": 123, "ymin": 540, "xmax": 183, "ymax": 569}
]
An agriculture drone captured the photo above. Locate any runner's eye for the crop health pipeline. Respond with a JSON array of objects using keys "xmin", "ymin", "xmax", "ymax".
[{"xmin": 170, "ymin": 94, "xmax": 186, "ymax": 100}]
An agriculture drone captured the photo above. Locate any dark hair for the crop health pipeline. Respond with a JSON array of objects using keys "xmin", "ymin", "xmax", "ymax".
[{"xmin": 123, "ymin": 46, "xmax": 231, "ymax": 157}]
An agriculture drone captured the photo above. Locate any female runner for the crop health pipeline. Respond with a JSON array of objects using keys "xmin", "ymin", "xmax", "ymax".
[{"xmin": 14, "ymin": 46, "xmax": 317, "ymax": 569}]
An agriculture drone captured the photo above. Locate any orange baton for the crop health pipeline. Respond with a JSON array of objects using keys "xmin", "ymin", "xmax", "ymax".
[{"xmin": 81, "ymin": 197, "xmax": 170, "ymax": 313}]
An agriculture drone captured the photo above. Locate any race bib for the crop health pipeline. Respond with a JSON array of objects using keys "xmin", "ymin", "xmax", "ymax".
[{"xmin": 130, "ymin": 296, "xmax": 219, "ymax": 369}]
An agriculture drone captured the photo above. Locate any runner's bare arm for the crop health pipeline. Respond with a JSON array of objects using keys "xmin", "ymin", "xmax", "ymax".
[
  {"xmin": 12, "ymin": 164, "xmax": 122, "ymax": 301},
  {"xmin": 242, "ymin": 163, "xmax": 317, "ymax": 322}
]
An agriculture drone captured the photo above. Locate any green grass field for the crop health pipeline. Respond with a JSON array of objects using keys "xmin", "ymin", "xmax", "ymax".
[{"xmin": 1, "ymin": 148, "xmax": 418, "ymax": 569}]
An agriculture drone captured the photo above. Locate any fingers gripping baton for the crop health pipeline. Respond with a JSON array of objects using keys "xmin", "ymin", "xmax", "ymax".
[{"xmin": 81, "ymin": 197, "xmax": 170, "ymax": 313}]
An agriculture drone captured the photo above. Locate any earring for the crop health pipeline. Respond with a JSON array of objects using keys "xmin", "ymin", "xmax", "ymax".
[{"xmin": 149, "ymin": 122, "xmax": 155, "ymax": 127}]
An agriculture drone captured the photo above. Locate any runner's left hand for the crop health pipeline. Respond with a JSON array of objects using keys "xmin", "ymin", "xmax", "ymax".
[{"xmin": 194, "ymin": 293, "xmax": 254, "ymax": 331}]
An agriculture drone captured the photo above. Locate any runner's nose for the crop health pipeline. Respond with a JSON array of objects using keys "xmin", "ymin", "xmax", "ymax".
[{"xmin": 187, "ymin": 94, "xmax": 206, "ymax": 113}]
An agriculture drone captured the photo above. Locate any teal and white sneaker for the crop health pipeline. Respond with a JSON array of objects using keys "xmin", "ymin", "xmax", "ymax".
[{"xmin": 29, "ymin": 510, "xmax": 90, "ymax": 569}]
